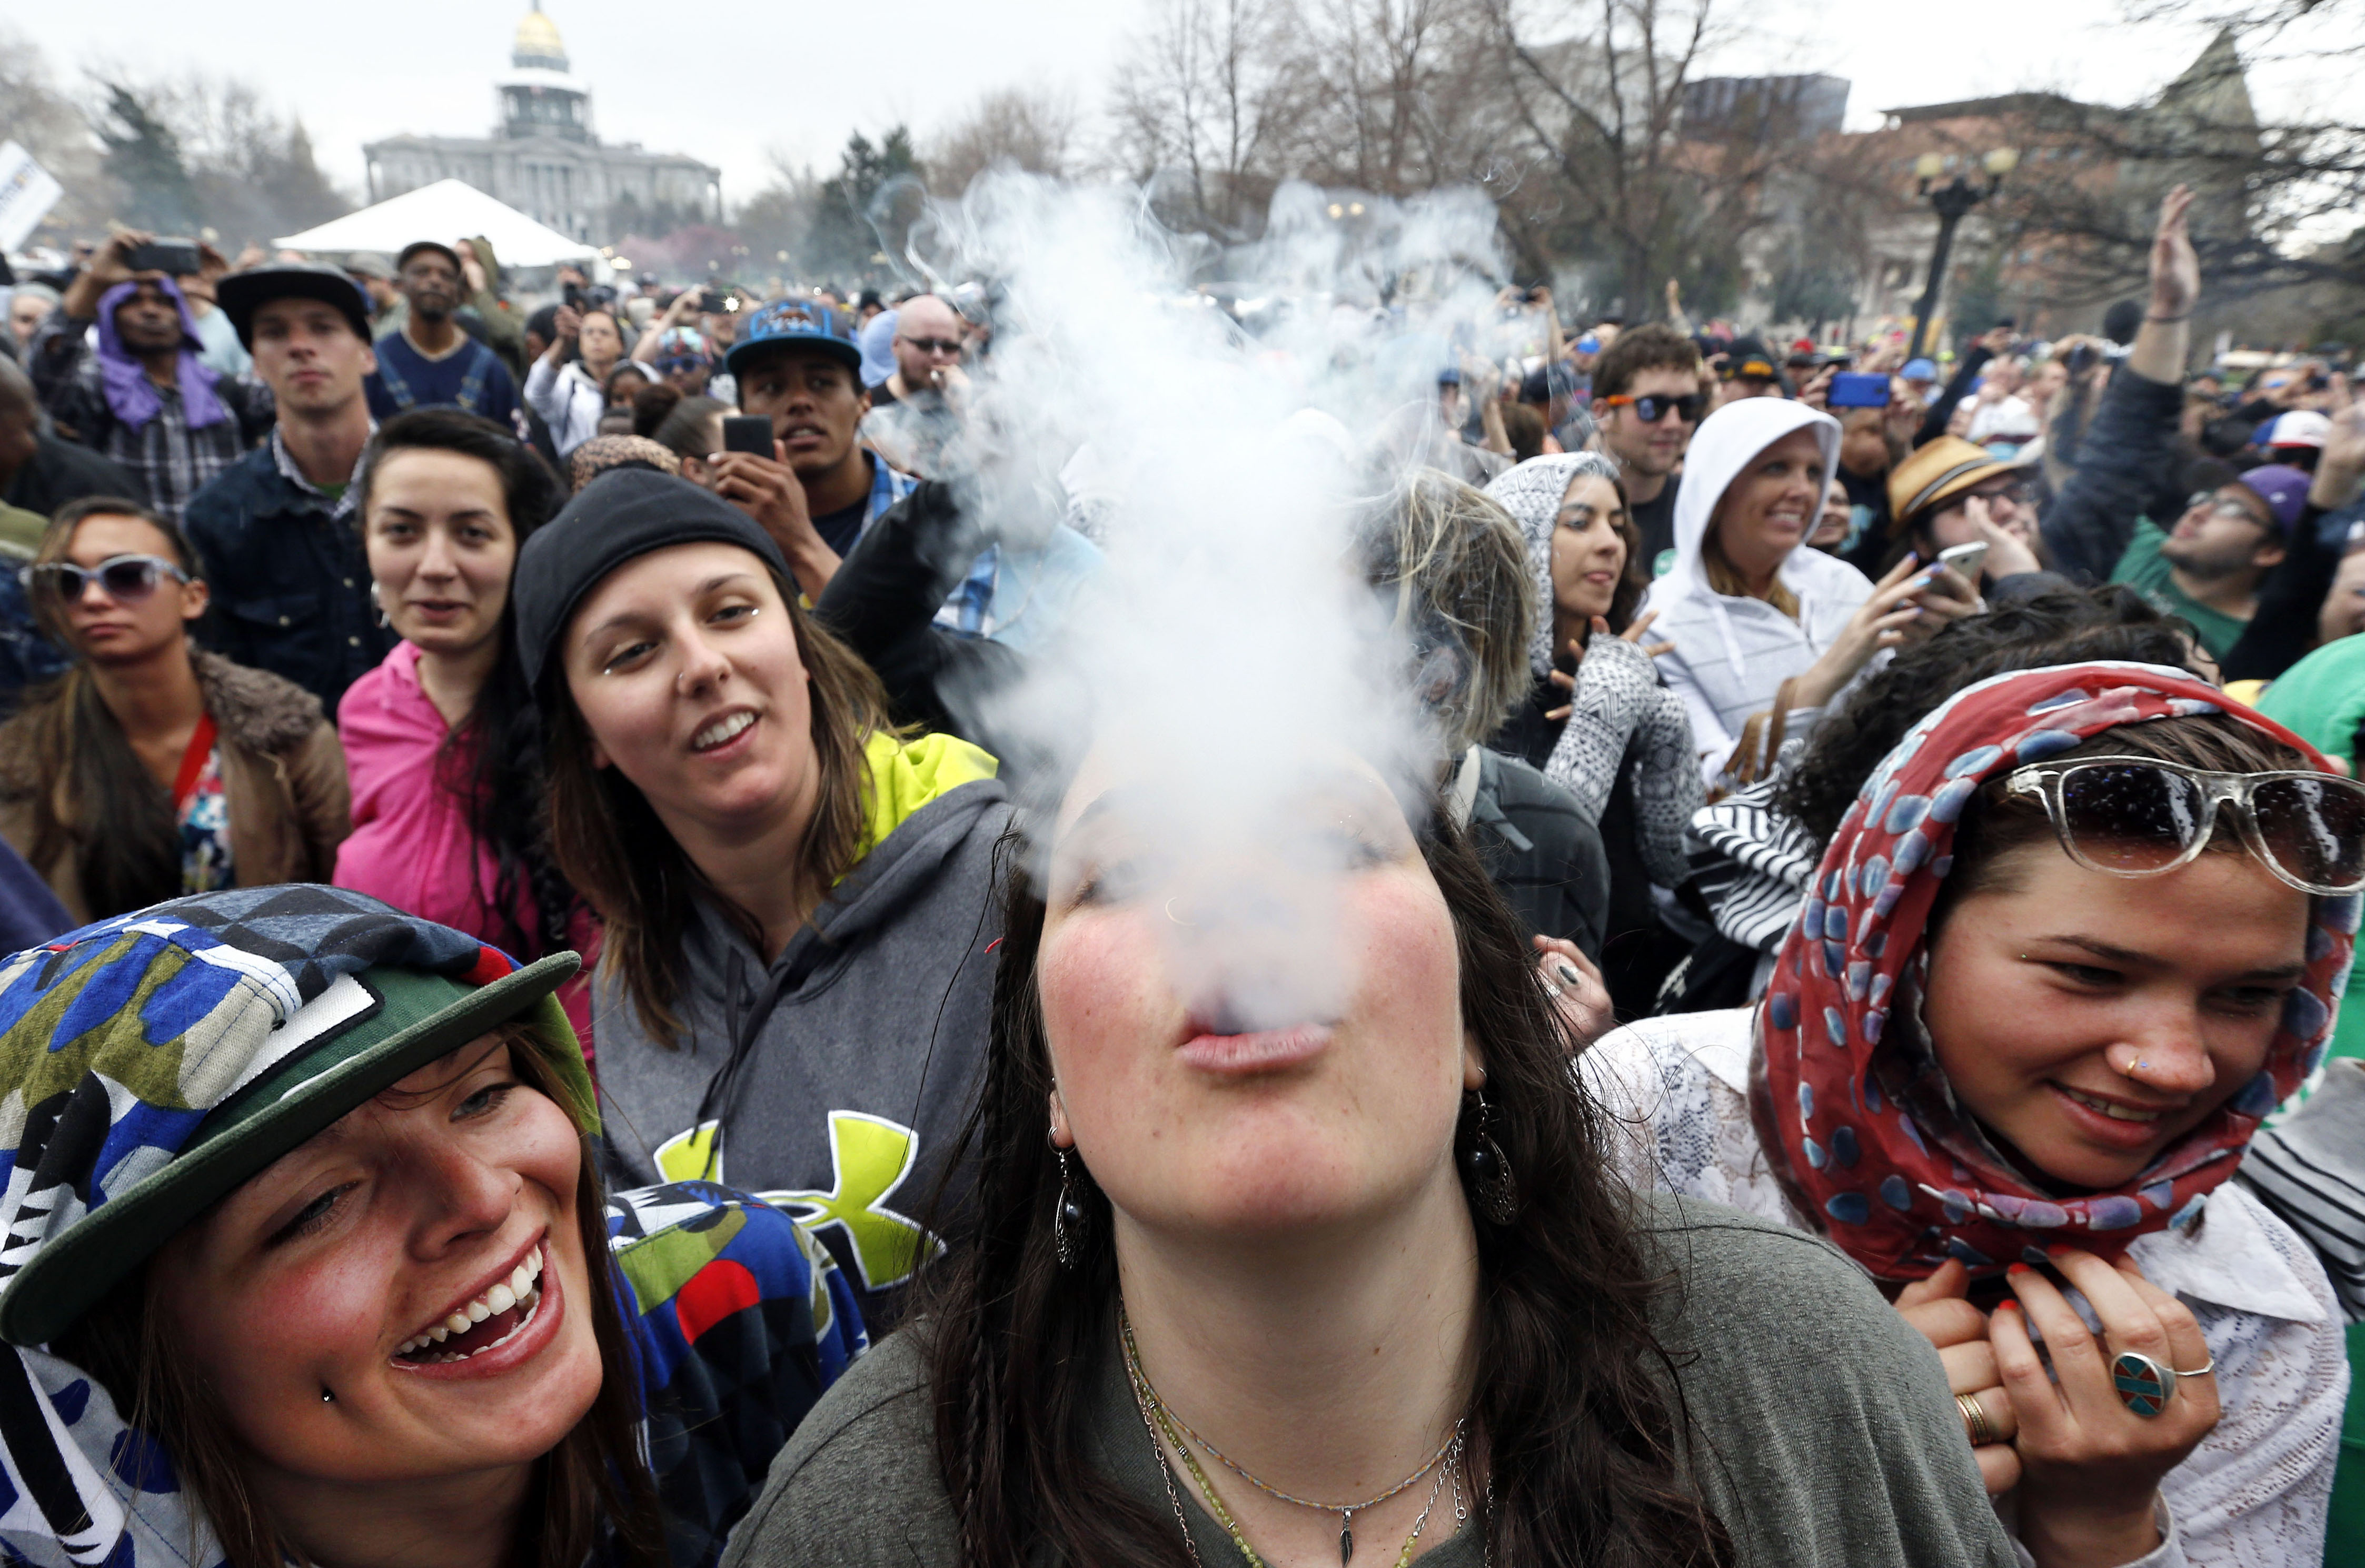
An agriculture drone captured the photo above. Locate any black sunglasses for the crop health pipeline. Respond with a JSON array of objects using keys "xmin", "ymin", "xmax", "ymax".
[
  {"xmin": 1601, "ymin": 391, "xmax": 1706, "ymax": 424},
  {"xmin": 898, "ymin": 335, "xmax": 963, "ymax": 356},
  {"xmin": 21, "ymin": 553, "xmax": 189, "ymax": 603}
]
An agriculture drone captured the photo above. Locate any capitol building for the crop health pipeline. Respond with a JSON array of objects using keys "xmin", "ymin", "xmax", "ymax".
[{"xmin": 361, "ymin": 4, "xmax": 721, "ymax": 243}]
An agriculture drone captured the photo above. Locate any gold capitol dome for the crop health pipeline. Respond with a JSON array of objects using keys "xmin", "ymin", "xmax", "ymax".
[{"xmin": 512, "ymin": 2, "xmax": 569, "ymax": 70}]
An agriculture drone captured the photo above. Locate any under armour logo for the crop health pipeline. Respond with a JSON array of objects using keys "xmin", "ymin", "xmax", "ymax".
[{"xmin": 652, "ymin": 1110, "xmax": 939, "ymax": 1292}]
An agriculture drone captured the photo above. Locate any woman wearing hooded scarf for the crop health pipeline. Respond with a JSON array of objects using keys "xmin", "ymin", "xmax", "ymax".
[
  {"xmin": 1584, "ymin": 663, "xmax": 2361, "ymax": 1565},
  {"xmin": 1638, "ymin": 397, "xmax": 1978, "ymax": 785},
  {"xmin": 1485, "ymin": 451, "xmax": 1703, "ymax": 1014}
]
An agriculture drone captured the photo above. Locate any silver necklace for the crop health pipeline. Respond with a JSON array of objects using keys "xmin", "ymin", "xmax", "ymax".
[
  {"xmin": 1121, "ymin": 1304, "xmax": 1463, "ymax": 1563},
  {"xmin": 1130, "ymin": 1364, "xmax": 1466, "ymax": 1568}
]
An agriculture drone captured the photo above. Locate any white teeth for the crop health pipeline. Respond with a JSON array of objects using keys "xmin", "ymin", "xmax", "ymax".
[
  {"xmin": 2064, "ymin": 1087, "xmax": 2162, "ymax": 1123},
  {"xmin": 395, "ymin": 1247, "xmax": 547, "ymax": 1361},
  {"xmin": 692, "ymin": 711, "xmax": 755, "ymax": 750}
]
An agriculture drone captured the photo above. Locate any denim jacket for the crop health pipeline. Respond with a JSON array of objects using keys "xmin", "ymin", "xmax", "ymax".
[{"xmin": 181, "ymin": 439, "xmax": 395, "ymax": 718}]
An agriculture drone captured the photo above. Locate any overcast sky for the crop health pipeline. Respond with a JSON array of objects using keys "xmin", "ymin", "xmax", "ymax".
[{"xmin": 13, "ymin": 0, "xmax": 2302, "ymax": 206}]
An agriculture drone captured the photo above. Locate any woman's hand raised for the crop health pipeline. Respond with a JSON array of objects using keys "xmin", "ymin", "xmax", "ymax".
[
  {"xmin": 1788, "ymin": 555, "xmax": 1973, "ymax": 711},
  {"xmin": 1543, "ymin": 612, "xmax": 1672, "ymax": 721},
  {"xmin": 1991, "ymin": 1247, "xmax": 2219, "ymax": 1568}
]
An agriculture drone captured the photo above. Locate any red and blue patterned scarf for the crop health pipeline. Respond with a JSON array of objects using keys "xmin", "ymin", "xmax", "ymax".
[{"xmin": 1752, "ymin": 663, "xmax": 2356, "ymax": 1281}]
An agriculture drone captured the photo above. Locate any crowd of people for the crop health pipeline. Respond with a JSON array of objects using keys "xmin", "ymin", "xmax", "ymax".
[{"xmin": 0, "ymin": 173, "xmax": 2358, "ymax": 1568}]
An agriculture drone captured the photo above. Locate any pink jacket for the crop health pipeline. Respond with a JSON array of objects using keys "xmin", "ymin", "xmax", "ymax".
[{"xmin": 333, "ymin": 642, "xmax": 599, "ymax": 1054}]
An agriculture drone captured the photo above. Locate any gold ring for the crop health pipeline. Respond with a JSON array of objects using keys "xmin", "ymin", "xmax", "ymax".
[{"xmin": 1956, "ymin": 1391, "xmax": 1999, "ymax": 1447}]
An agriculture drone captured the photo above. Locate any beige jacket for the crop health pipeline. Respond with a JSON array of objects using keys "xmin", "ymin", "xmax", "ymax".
[{"xmin": 0, "ymin": 648, "xmax": 352, "ymax": 926}]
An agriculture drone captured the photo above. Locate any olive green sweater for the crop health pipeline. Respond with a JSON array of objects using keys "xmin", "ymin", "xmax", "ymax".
[{"xmin": 719, "ymin": 1195, "xmax": 2015, "ymax": 1566}]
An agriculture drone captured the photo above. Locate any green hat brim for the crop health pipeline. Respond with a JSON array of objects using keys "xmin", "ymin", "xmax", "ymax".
[{"xmin": 1, "ymin": 952, "xmax": 587, "ymax": 1348}]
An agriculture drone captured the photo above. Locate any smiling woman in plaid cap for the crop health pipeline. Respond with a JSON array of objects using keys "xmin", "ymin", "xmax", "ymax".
[{"xmin": 0, "ymin": 885, "xmax": 862, "ymax": 1568}]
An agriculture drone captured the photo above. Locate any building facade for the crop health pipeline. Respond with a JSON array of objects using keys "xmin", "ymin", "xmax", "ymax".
[{"xmin": 361, "ymin": 4, "xmax": 719, "ymax": 244}]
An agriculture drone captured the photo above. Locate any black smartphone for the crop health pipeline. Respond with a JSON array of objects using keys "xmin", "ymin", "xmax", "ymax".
[
  {"xmin": 699, "ymin": 290, "xmax": 729, "ymax": 315},
  {"xmin": 721, "ymin": 415, "xmax": 774, "ymax": 456},
  {"xmin": 125, "ymin": 238, "xmax": 202, "ymax": 276}
]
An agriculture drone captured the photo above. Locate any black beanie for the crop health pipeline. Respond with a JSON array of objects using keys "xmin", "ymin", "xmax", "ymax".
[{"xmin": 512, "ymin": 468, "xmax": 792, "ymax": 691}]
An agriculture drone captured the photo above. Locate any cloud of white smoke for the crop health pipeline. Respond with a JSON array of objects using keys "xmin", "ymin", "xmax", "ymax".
[{"xmin": 917, "ymin": 172, "xmax": 1525, "ymax": 1032}]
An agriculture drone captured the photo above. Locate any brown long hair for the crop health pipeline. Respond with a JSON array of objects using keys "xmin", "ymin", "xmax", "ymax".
[
  {"xmin": 542, "ymin": 555, "xmax": 892, "ymax": 1043},
  {"xmin": 53, "ymin": 1023, "xmax": 665, "ymax": 1568},
  {"xmin": 917, "ymin": 807, "xmax": 1734, "ymax": 1567},
  {"xmin": 12, "ymin": 498, "xmax": 202, "ymax": 917}
]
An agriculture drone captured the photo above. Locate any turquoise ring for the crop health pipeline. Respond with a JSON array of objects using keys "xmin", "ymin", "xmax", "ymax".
[{"xmin": 2111, "ymin": 1351, "xmax": 2175, "ymax": 1417}]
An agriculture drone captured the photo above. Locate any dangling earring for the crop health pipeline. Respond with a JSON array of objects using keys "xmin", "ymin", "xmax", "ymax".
[
  {"xmin": 1053, "ymin": 1143, "xmax": 1089, "ymax": 1270},
  {"xmin": 1458, "ymin": 1090, "xmax": 1518, "ymax": 1225},
  {"xmin": 368, "ymin": 581, "xmax": 389, "ymax": 629}
]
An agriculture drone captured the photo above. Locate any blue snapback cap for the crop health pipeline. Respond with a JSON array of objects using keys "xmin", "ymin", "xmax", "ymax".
[{"xmin": 724, "ymin": 299, "xmax": 863, "ymax": 380}]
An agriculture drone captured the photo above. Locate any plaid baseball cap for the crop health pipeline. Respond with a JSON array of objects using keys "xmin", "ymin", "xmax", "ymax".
[
  {"xmin": 0, "ymin": 885, "xmax": 587, "ymax": 1347},
  {"xmin": 724, "ymin": 299, "xmax": 862, "ymax": 380}
]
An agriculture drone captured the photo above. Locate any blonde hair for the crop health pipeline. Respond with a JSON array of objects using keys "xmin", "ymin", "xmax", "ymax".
[
  {"xmin": 1701, "ymin": 527, "xmax": 1800, "ymax": 621},
  {"xmin": 1358, "ymin": 468, "xmax": 1536, "ymax": 756}
]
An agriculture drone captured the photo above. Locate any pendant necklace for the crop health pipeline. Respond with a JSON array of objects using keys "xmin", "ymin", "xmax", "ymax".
[{"xmin": 1121, "ymin": 1303, "xmax": 1466, "ymax": 1566}]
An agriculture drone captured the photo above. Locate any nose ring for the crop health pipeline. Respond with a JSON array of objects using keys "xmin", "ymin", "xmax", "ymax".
[{"xmin": 1164, "ymin": 898, "xmax": 1194, "ymax": 928}]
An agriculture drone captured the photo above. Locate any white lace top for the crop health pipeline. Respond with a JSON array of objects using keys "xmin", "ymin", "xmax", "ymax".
[{"xmin": 1584, "ymin": 1008, "xmax": 2349, "ymax": 1568}]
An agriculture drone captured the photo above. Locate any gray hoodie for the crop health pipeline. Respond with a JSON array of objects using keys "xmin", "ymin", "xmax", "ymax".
[
  {"xmin": 594, "ymin": 768, "xmax": 1010, "ymax": 1331},
  {"xmin": 1635, "ymin": 399, "xmax": 1874, "ymax": 782}
]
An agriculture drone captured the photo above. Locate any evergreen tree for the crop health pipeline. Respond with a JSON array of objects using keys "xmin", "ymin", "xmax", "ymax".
[
  {"xmin": 95, "ymin": 83, "xmax": 197, "ymax": 233},
  {"xmin": 803, "ymin": 127, "xmax": 925, "ymax": 284}
]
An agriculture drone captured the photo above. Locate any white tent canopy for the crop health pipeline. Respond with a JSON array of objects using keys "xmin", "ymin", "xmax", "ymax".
[{"xmin": 274, "ymin": 179, "xmax": 595, "ymax": 268}]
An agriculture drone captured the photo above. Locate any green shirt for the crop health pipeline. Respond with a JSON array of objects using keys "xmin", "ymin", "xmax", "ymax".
[
  {"xmin": 721, "ymin": 1196, "xmax": 2017, "ymax": 1568},
  {"xmin": 2111, "ymin": 519, "xmax": 2251, "ymax": 659},
  {"xmin": 2257, "ymin": 637, "xmax": 2365, "ymax": 1568},
  {"xmin": 2258, "ymin": 634, "xmax": 2365, "ymax": 1069}
]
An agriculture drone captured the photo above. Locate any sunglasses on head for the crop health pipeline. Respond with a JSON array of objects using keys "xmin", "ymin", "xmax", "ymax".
[
  {"xmin": 2185, "ymin": 490, "xmax": 2267, "ymax": 525},
  {"xmin": 1600, "ymin": 392, "xmax": 1706, "ymax": 424},
  {"xmin": 898, "ymin": 336, "xmax": 963, "ymax": 357},
  {"xmin": 21, "ymin": 554, "xmax": 189, "ymax": 604},
  {"xmin": 2004, "ymin": 756, "xmax": 2365, "ymax": 896}
]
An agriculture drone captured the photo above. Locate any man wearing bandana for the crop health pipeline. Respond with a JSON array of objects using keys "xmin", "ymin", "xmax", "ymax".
[{"xmin": 27, "ymin": 231, "xmax": 271, "ymax": 524}]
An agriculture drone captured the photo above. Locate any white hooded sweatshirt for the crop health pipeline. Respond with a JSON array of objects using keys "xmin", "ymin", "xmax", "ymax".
[{"xmin": 1635, "ymin": 399, "xmax": 1874, "ymax": 782}]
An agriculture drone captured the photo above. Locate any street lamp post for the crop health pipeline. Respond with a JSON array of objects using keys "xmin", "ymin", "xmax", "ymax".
[{"xmin": 1906, "ymin": 147, "xmax": 2018, "ymax": 362}]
